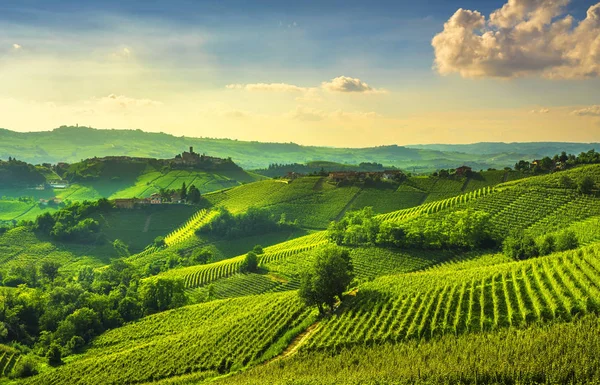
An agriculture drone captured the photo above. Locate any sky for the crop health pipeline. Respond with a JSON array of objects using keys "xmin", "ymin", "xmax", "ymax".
[{"xmin": 1, "ymin": 0, "xmax": 600, "ymax": 146}]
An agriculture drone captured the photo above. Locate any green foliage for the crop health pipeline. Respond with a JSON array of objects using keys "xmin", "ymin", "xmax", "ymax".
[
  {"xmin": 304, "ymin": 244, "xmax": 600, "ymax": 353},
  {"xmin": 331, "ymin": 207, "xmax": 494, "ymax": 251},
  {"xmin": 555, "ymin": 230, "xmax": 579, "ymax": 251},
  {"xmin": 139, "ymin": 277, "xmax": 188, "ymax": 315},
  {"xmin": 578, "ymin": 175, "xmax": 596, "ymax": 195},
  {"xmin": 241, "ymin": 252, "xmax": 259, "ymax": 273},
  {"xmin": 0, "ymin": 158, "xmax": 46, "ymax": 187},
  {"xmin": 46, "ymin": 343, "xmax": 62, "ymax": 366},
  {"xmin": 187, "ymin": 184, "xmax": 201, "ymax": 203},
  {"xmin": 25, "ymin": 292, "xmax": 310, "ymax": 384},
  {"xmin": 503, "ymin": 233, "xmax": 540, "ymax": 260},
  {"xmin": 252, "ymin": 244, "xmax": 264, "ymax": 255},
  {"xmin": 299, "ymin": 245, "xmax": 354, "ymax": 314},
  {"xmin": 30, "ymin": 199, "xmax": 113, "ymax": 243},
  {"xmin": 153, "ymin": 236, "xmax": 166, "ymax": 248},
  {"xmin": 199, "ymin": 207, "xmax": 292, "ymax": 239}
]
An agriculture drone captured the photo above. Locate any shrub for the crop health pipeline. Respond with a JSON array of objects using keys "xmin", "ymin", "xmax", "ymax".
[
  {"xmin": 241, "ymin": 252, "xmax": 259, "ymax": 273},
  {"xmin": 503, "ymin": 233, "xmax": 539, "ymax": 260},
  {"xmin": 555, "ymin": 230, "xmax": 578, "ymax": 252},
  {"xmin": 46, "ymin": 343, "xmax": 62, "ymax": 366}
]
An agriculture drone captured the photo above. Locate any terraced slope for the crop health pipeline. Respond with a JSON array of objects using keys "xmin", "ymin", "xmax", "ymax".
[
  {"xmin": 159, "ymin": 232, "xmax": 329, "ymax": 288},
  {"xmin": 164, "ymin": 209, "xmax": 217, "ymax": 246},
  {"xmin": 0, "ymin": 345, "xmax": 20, "ymax": 377},
  {"xmin": 204, "ymin": 177, "xmax": 362, "ymax": 228},
  {"xmin": 304, "ymin": 244, "xmax": 600, "ymax": 351},
  {"xmin": 24, "ymin": 292, "xmax": 311, "ymax": 385}
]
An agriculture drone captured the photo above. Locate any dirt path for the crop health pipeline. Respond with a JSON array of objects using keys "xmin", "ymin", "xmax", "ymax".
[
  {"xmin": 143, "ymin": 214, "xmax": 153, "ymax": 233},
  {"xmin": 268, "ymin": 322, "xmax": 321, "ymax": 364}
]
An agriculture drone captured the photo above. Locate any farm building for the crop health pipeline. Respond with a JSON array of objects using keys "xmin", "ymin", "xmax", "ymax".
[{"xmin": 455, "ymin": 166, "xmax": 472, "ymax": 176}]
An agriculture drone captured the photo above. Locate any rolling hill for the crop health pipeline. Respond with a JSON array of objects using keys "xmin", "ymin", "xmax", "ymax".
[
  {"xmin": 3, "ymin": 126, "xmax": 597, "ymax": 171},
  {"xmin": 1, "ymin": 161, "xmax": 600, "ymax": 384}
]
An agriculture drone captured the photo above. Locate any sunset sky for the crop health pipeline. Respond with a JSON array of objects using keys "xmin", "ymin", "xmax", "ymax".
[{"xmin": 1, "ymin": 0, "xmax": 599, "ymax": 146}]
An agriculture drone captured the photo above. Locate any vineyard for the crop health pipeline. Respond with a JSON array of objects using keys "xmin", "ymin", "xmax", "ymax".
[
  {"xmin": 204, "ymin": 177, "xmax": 362, "ymax": 229},
  {"xmin": 159, "ymin": 231, "xmax": 330, "ymax": 289},
  {"xmin": 164, "ymin": 209, "xmax": 217, "ymax": 246},
  {"xmin": 214, "ymin": 314, "xmax": 600, "ymax": 385},
  {"xmin": 377, "ymin": 186, "xmax": 495, "ymax": 222},
  {"xmin": 0, "ymin": 345, "xmax": 20, "ymax": 377},
  {"xmin": 24, "ymin": 292, "xmax": 311, "ymax": 385},
  {"xmin": 304, "ymin": 244, "xmax": 600, "ymax": 351}
]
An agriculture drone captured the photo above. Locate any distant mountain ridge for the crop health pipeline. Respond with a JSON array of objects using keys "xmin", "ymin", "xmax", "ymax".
[
  {"xmin": 406, "ymin": 142, "xmax": 600, "ymax": 156},
  {"xmin": 1, "ymin": 126, "xmax": 598, "ymax": 172}
]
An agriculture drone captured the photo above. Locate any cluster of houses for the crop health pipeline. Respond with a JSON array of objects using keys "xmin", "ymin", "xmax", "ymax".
[
  {"xmin": 113, "ymin": 191, "xmax": 184, "ymax": 209},
  {"xmin": 327, "ymin": 170, "xmax": 405, "ymax": 183},
  {"xmin": 39, "ymin": 197, "xmax": 63, "ymax": 206}
]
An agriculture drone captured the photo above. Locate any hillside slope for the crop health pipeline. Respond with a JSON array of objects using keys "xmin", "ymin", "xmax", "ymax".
[{"xmin": 1, "ymin": 126, "xmax": 591, "ymax": 171}]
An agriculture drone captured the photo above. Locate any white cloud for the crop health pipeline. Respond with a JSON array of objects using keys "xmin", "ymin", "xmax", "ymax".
[
  {"xmin": 321, "ymin": 76, "xmax": 386, "ymax": 93},
  {"xmin": 571, "ymin": 105, "xmax": 600, "ymax": 116},
  {"xmin": 432, "ymin": 0, "xmax": 600, "ymax": 79},
  {"xmin": 288, "ymin": 106, "xmax": 381, "ymax": 121},
  {"xmin": 225, "ymin": 83, "xmax": 309, "ymax": 92},
  {"xmin": 226, "ymin": 76, "xmax": 386, "ymax": 95},
  {"xmin": 12, "ymin": 43, "xmax": 21, "ymax": 50},
  {"xmin": 529, "ymin": 108, "xmax": 550, "ymax": 114}
]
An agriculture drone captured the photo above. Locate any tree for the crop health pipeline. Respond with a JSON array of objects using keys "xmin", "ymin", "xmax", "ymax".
[
  {"xmin": 46, "ymin": 343, "xmax": 62, "ymax": 366},
  {"xmin": 538, "ymin": 234, "xmax": 556, "ymax": 256},
  {"xmin": 298, "ymin": 245, "xmax": 354, "ymax": 315},
  {"xmin": 578, "ymin": 176, "xmax": 596, "ymax": 195},
  {"xmin": 559, "ymin": 151, "xmax": 569, "ymax": 163},
  {"xmin": 191, "ymin": 248, "xmax": 212, "ymax": 264},
  {"xmin": 252, "ymin": 245, "xmax": 264, "ymax": 255},
  {"xmin": 40, "ymin": 261, "xmax": 61, "ymax": 282},
  {"xmin": 555, "ymin": 230, "xmax": 578, "ymax": 252},
  {"xmin": 180, "ymin": 182, "xmax": 188, "ymax": 201},
  {"xmin": 153, "ymin": 236, "xmax": 165, "ymax": 248},
  {"xmin": 188, "ymin": 185, "xmax": 201, "ymax": 203},
  {"xmin": 241, "ymin": 251, "xmax": 259, "ymax": 273},
  {"xmin": 139, "ymin": 277, "xmax": 187, "ymax": 315},
  {"xmin": 54, "ymin": 307, "xmax": 102, "ymax": 345},
  {"xmin": 559, "ymin": 175, "xmax": 574, "ymax": 189},
  {"xmin": 503, "ymin": 233, "xmax": 539, "ymax": 260}
]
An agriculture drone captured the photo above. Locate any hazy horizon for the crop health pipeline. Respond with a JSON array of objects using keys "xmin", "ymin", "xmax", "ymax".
[{"xmin": 2, "ymin": 125, "xmax": 600, "ymax": 149}]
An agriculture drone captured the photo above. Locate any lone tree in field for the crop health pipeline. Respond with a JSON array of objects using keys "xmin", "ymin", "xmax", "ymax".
[
  {"xmin": 299, "ymin": 245, "xmax": 354, "ymax": 315},
  {"xmin": 241, "ymin": 251, "xmax": 259, "ymax": 273},
  {"xmin": 187, "ymin": 184, "xmax": 201, "ymax": 203}
]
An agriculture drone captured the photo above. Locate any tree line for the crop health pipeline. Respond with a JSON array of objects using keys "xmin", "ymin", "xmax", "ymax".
[{"xmin": 0, "ymin": 259, "xmax": 186, "ymax": 378}]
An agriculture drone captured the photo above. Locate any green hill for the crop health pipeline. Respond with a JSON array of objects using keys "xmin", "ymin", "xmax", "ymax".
[{"xmin": 3, "ymin": 126, "xmax": 595, "ymax": 172}]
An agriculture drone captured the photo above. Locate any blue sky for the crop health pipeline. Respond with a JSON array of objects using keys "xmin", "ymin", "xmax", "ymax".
[{"xmin": 0, "ymin": 0, "xmax": 599, "ymax": 145}]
